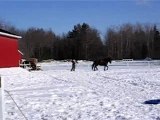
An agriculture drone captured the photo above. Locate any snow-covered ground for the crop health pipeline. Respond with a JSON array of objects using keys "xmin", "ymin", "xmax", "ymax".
[{"xmin": 0, "ymin": 61, "xmax": 160, "ymax": 120}]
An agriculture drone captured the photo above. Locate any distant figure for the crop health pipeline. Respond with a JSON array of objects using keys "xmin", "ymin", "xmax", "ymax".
[
  {"xmin": 71, "ymin": 59, "xmax": 76, "ymax": 71},
  {"xmin": 30, "ymin": 61, "xmax": 37, "ymax": 70}
]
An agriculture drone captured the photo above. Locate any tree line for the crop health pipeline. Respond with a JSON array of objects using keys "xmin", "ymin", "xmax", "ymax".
[
  {"xmin": 0, "ymin": 20, "xmax": 160, "ymax": 61},
  {"xmin": 105, "ymin": 24, "xmax": 160, "ymax": 59}
]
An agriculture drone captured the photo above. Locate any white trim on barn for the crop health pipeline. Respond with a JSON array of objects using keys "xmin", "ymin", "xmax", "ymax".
[
  {"xmin": 18, "ymin": 50, "xmax": 23, "ymax": 55},
  {"xmin": 0, "ymin": 32, "xmax": 22, "ymax": 39}
]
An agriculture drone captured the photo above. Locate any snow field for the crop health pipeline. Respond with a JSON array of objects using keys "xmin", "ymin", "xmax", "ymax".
[{"xmin": 0, "ymin": 61, "xmax": 160, "ymax": 120}]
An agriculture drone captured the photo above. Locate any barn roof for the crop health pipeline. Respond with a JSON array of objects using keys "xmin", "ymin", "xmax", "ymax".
[{"xmin": 0, "ymin": 29, "xmax": 22, "ymax": 39}]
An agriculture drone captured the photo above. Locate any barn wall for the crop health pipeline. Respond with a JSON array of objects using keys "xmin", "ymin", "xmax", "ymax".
[{"xmin": 0, "ymin": 36, "xmax": 21, "ymax": 68}]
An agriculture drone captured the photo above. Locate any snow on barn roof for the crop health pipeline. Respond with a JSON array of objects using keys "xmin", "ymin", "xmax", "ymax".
[{"xmin": 0, "ymin": 29, "xmax": 22, "ymax": 39}]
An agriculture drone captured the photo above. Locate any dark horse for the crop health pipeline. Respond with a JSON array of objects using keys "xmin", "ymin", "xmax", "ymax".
[{"xmin": 92, "ymin": 57, "xmax": 112, "ymax": 71}]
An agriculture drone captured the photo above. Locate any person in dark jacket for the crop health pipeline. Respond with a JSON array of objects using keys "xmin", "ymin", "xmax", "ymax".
[{"xmin": 71, "ymin": 59, "xmax": 76, "ymax": 71}]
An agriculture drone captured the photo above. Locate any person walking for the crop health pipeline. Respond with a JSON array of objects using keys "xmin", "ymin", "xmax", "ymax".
[{"xmin": 71, "ymin": 59, "xmax": 76, "ymax": 71}]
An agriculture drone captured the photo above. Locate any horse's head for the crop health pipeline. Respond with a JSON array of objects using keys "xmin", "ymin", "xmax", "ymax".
[
  {"xmin": 104, "ymin": 57, "xmax": 112, "ymax": 63},
  {"xmin": 108, "ymin": 57, "xmax": 112, "ymax": 63}
]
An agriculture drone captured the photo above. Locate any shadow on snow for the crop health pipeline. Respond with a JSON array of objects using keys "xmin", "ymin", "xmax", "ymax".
[{"xmin": 143, "ymin": 99, "xmax": 160, "ymax": 105}]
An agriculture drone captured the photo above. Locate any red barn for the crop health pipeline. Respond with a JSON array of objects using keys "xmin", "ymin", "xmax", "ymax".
[{"xmin": 0, "ymin": 29, "xmax": 22, "ymax": 68}]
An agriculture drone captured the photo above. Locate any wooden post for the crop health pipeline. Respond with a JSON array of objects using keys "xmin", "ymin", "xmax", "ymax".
[{"xmin": 0, "ymin": 76, "xmax": 5, "ymax": 120}]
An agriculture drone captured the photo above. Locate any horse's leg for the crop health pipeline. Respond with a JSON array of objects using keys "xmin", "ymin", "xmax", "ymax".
[
  {"xmin": 104, "ymin": 65, "xmax": 108, "ymax": 71},
  {"xmin": 94, "ymin": 65, "xmax": 96, "ymax": 71},
  {"xmin": 94, "ymin": 65, "xmax": 97, "ymax": 71},
  {"xmin": 93, "ymin": 66, "xmax": 95, "ymax": 71},
  {"xmin": 95, "ymin": 65, "xmax": 98, "ymax": 71},
  {"xmin": 92, "ymin": 63, "xmax": 96, "ymax": 71},
  {"xmin": 107, "ymin": 65, "xmax": 108, "ymax": 70},
  {"xmin": 92, "ymin": 64, "xmax": 94, "ymax": 71},
  {"xmin": 104, "ymin": 66, "xmax": 106, "ymax": 71}
]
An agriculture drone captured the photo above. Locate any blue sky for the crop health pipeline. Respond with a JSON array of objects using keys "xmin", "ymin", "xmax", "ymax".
[{"xmin": 0, "ymin": 0, "xmax": 160, "ymax": 36}]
